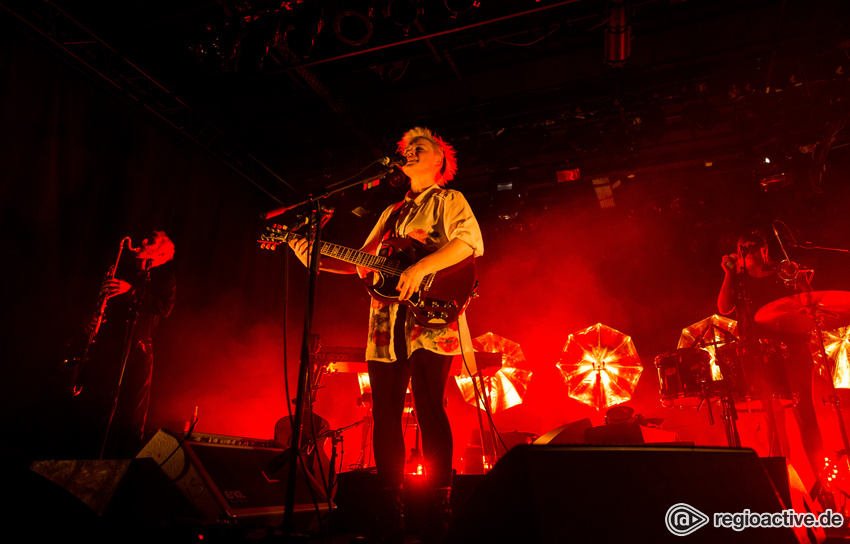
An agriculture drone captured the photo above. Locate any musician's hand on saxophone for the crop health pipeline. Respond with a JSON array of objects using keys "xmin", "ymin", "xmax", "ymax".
[{"xmin": 100, "ymin": 278, "xmax": 133, "ymax": 299}]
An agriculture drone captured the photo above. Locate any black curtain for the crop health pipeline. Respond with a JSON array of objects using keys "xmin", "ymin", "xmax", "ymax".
[{"xmin": 0, "ymin": 20, "xmax": 318, "ymax": 460}]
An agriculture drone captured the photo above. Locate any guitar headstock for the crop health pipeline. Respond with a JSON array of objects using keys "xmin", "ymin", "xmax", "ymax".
[{"xmin": 257, "ymin": 225, "xmax": 302, "ymax": 250}]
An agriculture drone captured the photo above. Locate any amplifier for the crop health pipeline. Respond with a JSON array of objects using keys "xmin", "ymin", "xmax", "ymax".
[{"xmin": 136, "ymin": 429, "xmax": 332, "ymax": 524}]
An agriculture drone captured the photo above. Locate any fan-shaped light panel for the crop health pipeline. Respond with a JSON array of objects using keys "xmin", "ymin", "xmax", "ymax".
[
  {"xmin": 811, "ymin": 326, "xmax": 850, "ymax": 389},
  {"xmin": 454, "ymin": 332, "xmax": 533, "ymax": 413},
  {"xmin": 678, "ymin": 314, "xmax": 739, "ymax": 380},
  {"xmin": 556, "ymin": 323, "xmax": 642, "ymax": 410}
]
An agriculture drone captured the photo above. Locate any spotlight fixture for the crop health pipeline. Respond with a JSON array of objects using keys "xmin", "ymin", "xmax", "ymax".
[{"xmin": 334, "ymin": 1, "xmax": 374, "ymax": 46}]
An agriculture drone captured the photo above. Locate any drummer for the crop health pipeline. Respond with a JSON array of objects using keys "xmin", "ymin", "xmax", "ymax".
[{"xmin": 717, "ymin": 229, "xmax": 825, "ymax": 490}]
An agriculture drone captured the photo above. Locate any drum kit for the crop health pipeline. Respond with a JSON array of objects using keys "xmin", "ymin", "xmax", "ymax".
[{"xmin": 655, "ymin": 290, "xmax": 850, "ymax": 450}]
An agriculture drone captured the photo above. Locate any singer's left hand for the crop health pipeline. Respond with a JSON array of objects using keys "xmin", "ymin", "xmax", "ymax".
[{"xmin": 101, "ymin": 278, "xmax": 133, "ymax": 299}]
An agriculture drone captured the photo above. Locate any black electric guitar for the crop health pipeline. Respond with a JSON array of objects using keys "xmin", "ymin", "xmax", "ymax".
[{"xmin": 258, "ymin": 226, "xmax": 478, "ymax": 328}]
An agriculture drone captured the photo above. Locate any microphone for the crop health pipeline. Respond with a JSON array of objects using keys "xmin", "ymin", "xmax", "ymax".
[{"xmin": 378, "ymin": 154, "xmax": 408, "ymax": 168}]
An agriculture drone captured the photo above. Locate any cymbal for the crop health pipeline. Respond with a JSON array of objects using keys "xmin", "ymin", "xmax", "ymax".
[{"xmin": 755, "ymin": 290, "xmax": 850, "ymax": 333}]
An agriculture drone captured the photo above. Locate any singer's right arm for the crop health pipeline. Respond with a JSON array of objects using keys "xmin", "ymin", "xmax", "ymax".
[{"xmin": 717, "ymin": 253, "xmax": 739, "ymax": 315}]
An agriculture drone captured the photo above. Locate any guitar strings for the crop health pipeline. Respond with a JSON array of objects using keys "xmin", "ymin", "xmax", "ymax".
[
  {"xmin": 321, "ymin": 242, "xmax": 434, "ymax": 288},
  {"xmin": 270, "ymin": 230, "xmax": 432, "ymax": 289}
]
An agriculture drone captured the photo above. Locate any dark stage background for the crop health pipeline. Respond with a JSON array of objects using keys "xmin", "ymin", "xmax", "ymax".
[{"xmin": 3, "ymin": 11, "xmax": 850, "ymax": 490}]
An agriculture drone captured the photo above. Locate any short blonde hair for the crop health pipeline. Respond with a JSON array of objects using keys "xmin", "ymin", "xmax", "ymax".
[{"xmin": 396, "ymin": 126, "xmax": 458, "ymax": 185}]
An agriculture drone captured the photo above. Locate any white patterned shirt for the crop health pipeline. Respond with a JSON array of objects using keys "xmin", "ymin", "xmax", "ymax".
[{"xmin": 359, "ymin": 185, "xmax": 483, "ymax": 363}]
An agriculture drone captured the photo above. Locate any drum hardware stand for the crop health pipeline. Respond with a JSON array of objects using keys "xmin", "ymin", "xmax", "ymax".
[
  {"xmin": 689, "ymin": 322, "xmax": 744, "ymax": 447},
  {"xmin": 717, "ymin": 388, "xmax": 742, "ymax": 448},
  {"xmin": 697, "ymin": 378, "xmax": 742, "ymax": 448}
]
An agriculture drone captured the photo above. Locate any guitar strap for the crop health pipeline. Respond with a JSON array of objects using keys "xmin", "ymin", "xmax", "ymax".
[
  {"xmin": 381, "ymin": 186, "xmax": 442, "ymax": 241},
  {"xmin": 380, "ymin": 201, "xmax": 405, "ymax": 242}
]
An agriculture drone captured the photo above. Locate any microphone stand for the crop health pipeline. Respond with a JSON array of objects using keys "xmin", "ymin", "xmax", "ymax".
[
  {"xmin": 266, "ymin": 165, "xmax": 400, "ymax": 542},
  {"xmin": 100, "ymin": 259, "xmax": 151, "ymax": 460},
  {"xmin": 792, "ymin": 242, "xmax": 850, "ymax": 254},
  {"xmin": 264, "ymin": 166, "xmax": 397, "ymax": 220},
  {"xmin": 321, "ymin": 419, "xmax": 363, "ymax": 493}
]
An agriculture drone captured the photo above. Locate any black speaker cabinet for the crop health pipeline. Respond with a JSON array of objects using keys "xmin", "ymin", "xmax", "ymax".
[
  {"xmin": 136, "ymin": 429, "xmax": 332, "ymax": 524},
  {"xmin": 446, "ymin": 445, "xmax": 800, "ymax": 544}
]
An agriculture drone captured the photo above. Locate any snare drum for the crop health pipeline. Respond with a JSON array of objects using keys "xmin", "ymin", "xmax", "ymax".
[
  {"xmin": 715, "ymin": 339, "xmax": 796, "ymax": 410},
  {"xmin": 656, "ymin": 348, "xmax": 711, "ymax": 408}
]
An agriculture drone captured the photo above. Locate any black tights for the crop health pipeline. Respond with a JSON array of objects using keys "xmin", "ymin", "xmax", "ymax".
[{"xmin": 368, "ymin": 310, "xmax": 453, "ymax": 489}]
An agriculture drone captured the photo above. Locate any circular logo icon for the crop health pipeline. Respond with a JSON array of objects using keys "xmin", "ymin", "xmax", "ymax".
[{"xmin": 666, "ymin": 503, "xmax": 710, "ymax": 536}]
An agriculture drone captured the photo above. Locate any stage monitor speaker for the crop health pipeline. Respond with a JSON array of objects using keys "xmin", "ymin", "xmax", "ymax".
[
  {"xmin": 30, "ymin": 459, "xmax": 133, "ymax": 516},
  {"xmin": 445, "ymin": 445, "xmax": 799, "ymax": 544},
  {"xmin": 136, "ymin": 429, "xmax": 332, "ymax": 524},
  {"xmin": 13, "ymin": 461, "xmax": 108, "ymax": 541}
]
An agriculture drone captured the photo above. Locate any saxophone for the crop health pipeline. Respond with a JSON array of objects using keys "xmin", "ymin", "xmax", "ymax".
[{"xmin": 65, "ymin": 237, "xmax": 139, "ymax": 396}]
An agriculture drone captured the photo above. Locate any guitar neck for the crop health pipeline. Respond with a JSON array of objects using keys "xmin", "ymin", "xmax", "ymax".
[
  {"xmin": 260, "ymin": 227, "xmax": 477, "ymax": 328},
  {"xmin": 319, "ymin": 240, "xmax": 388, "ymax": 272},
  {"xmin": 320, "ymin": 240, "xmax": 429, "ymax": 284},
  {"xmin": 264, "ymin": 228, "xmax": 411, "ymax": 278}
]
